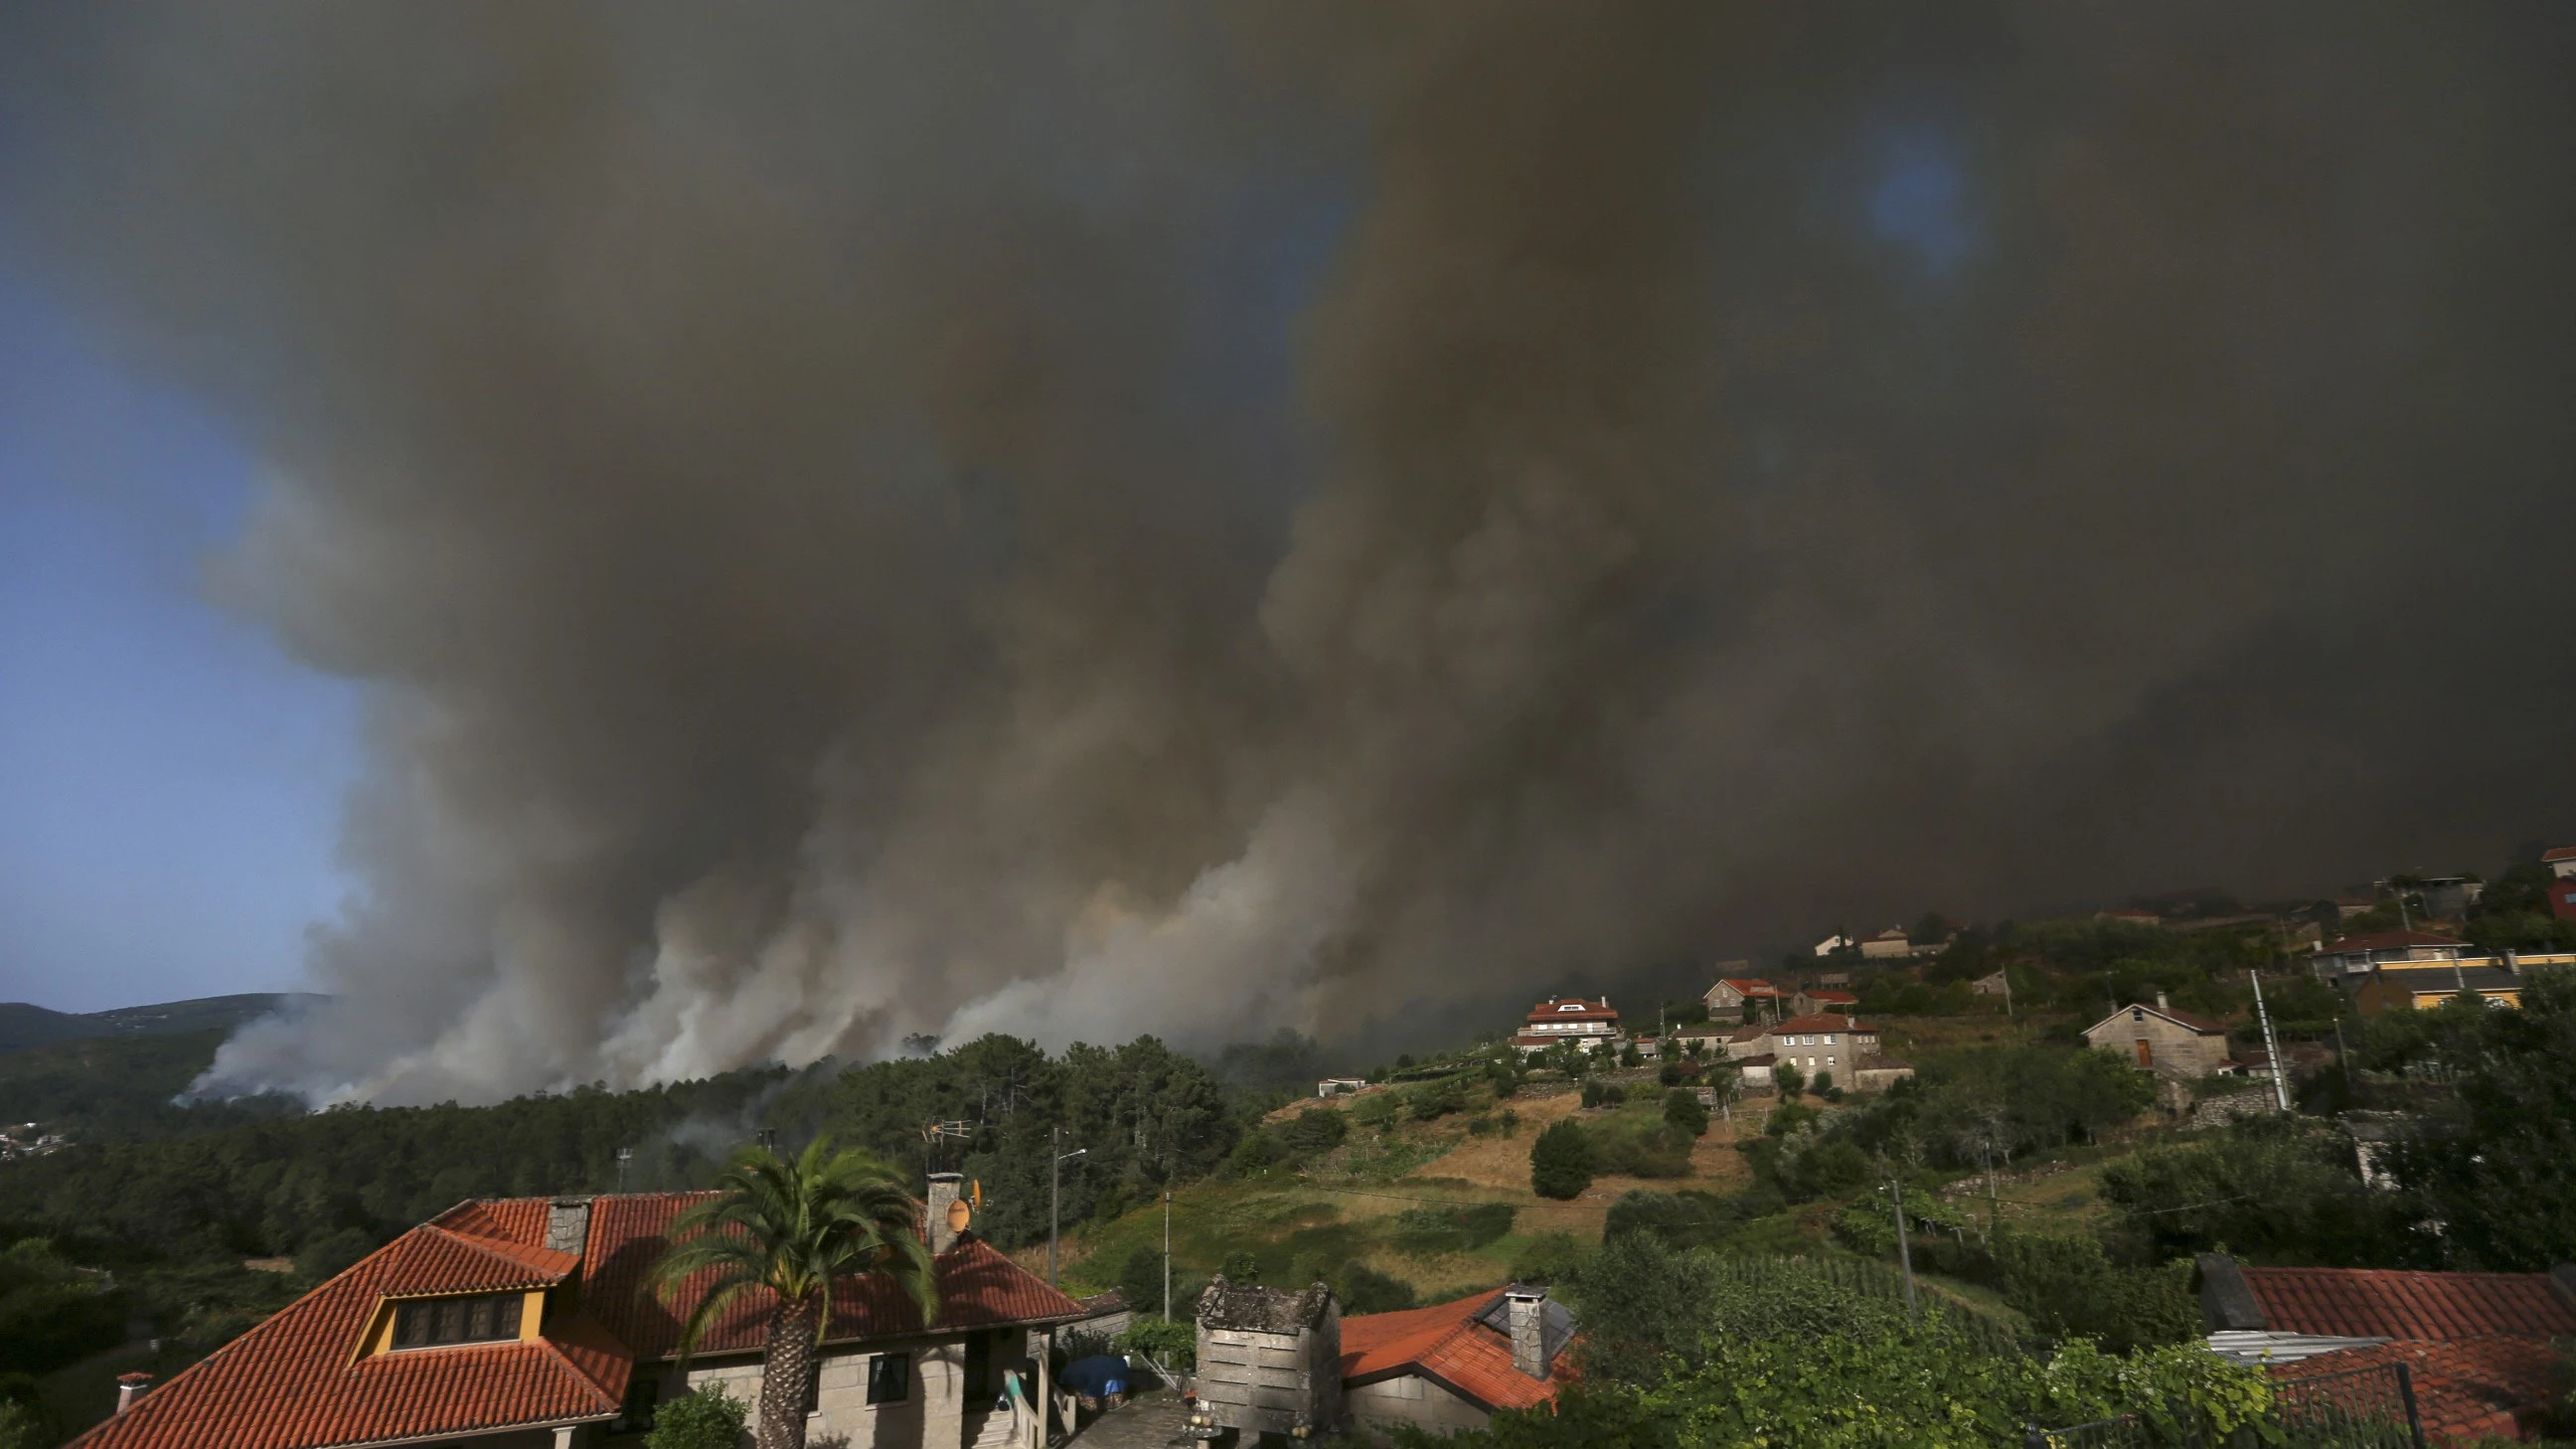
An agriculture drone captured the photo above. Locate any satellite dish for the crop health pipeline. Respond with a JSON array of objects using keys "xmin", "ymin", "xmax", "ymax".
[{"xmin": 946, "ymin": 1198, "xmax": 972, "ymax": 1233}]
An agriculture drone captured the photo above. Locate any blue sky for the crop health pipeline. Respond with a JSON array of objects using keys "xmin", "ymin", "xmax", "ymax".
[{"xmin": 0, "ymin": 265, "xmax": 357, "ymax": 1013}]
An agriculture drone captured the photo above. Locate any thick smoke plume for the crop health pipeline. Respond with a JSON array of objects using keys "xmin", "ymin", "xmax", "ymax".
[{"xmin": 3, "ymin": 5, "xmax": 2572, "ymax": 1102}]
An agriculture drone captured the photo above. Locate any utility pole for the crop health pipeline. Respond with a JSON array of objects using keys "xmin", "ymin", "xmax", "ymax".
[
  {"xmin": 1888, "ymin": 1179, "xmax": 1918, "ymax": 1315},
  {"xmin": 1163, "ymin": 1190, "xmax": 1173, "ymax": 1321},
  {"xmin": 2249, "ymin": 970, "xmax": 2290, "ymax": 1112},
  {"xmin": 2002, "ymin": 968, "xmax": 2013, "ymax": 1019},
  {"xmin": 1047, "ymin": 1127, "xmax": 1086, "ymax": 1289}
]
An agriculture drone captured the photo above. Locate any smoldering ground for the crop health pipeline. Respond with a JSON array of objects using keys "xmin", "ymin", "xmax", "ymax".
[{"xmin": 2, "ymin": 4, "xmax": 2571, "ymax": 1103}]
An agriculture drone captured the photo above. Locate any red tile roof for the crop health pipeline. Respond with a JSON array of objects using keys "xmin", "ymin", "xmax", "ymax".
[
  {"xmin": 1525, "ymin": 997, "xmax": 1617, "ymax": 1023},
  {"xmin": 2319, "ymin": 930, "xmax": 2467, "ymax": 955},
  {"xmin": 1768, "ymin": 1014, "xmax": 1875, "ymax": 1035},
  {"xmin": 2240, "ymin": 1266, "xmax": 2576, "ymax": 1341},
  {"xmin": 372, "ymin": 1227, "xmax": 580, "ymax": 1297},
  {"xmin": 2539, "ymin": 847, "xmax": 2576, "ymax": 864},
  {"xmin": 72, "ymin": 1237, "xmax": 625, "ymax": 1449},
  {"xmin": 1800, "ymin": 990, "xmax": 1858, "ymax": 1004},
  {"xmin": 1716, "ymin": 979, "xmax": 1782, "ymax": 996},
  {"xmin": 75, "ymin": 1192, "xmax": 1097, "ymax": 1449},
  {"xmin": 1339, "ymin": 1291, "xmax": 1570, "ymax": 1413},
  {"xmin": 2283, "ymin": 1338, "xmax": 2568, "ymax": 1446}
]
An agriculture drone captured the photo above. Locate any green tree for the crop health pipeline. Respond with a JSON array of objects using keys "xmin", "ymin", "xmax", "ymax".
[
  {"xmin": 2384, "ymin": 971, "xmax": 2576, "ymax": 1268},
  {"xmin": 294, "ymin": 1226, "xmax": 376, "ymax": 1284},
  {"xmin": 645, "ymin": 1139, "xmax": 933, "ymax": 1449},
  {"xmin": 1774, "ymin": 1060, "xmax": 1805, "ymax": 1098},
  {"xmin": 1530, "ymin": 1120, "xmax": 1596, "ymax": 1201},
  {"xmin": 645, "ymin": 1384, "xmax": 749, "ymax": 1449},
  {"xmin": 0, "ymin": 1400, "xmax": 46, "ymax": 1449},
  {"xmin": 1662, "ymin": 1088, "xmax": 1708, "ymax": 1139}
]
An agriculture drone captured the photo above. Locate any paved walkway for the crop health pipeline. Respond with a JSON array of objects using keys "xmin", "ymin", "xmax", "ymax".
[{"xmin": 1062, "ymin": 1394, "xmax": 1203, "ymax": 1449}]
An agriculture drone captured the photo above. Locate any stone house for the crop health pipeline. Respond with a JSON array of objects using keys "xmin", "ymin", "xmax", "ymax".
[{"xmin": 2079, "ymin": 996, "xmax": 2231, "ymax": 1079}]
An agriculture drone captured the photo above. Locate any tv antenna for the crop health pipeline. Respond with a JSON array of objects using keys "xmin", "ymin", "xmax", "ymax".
[
  {"xmin": 613, "ymin": 1146, "xmax": 634, "ymax": 1194},
  {"xmin": 920, "ymin": 1120, "xmax": 975, "ymax": 1170}
]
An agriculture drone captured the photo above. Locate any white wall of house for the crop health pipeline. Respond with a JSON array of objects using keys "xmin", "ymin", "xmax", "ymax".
[{"xmin": 674, "ymin": 1333, "xmax": 993, "ymax": 1449}]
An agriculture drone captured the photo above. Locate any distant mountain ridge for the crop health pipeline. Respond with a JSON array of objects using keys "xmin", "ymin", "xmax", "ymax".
[{"xmin": 0, "ymin": 993, "xmax": 324, "ymax": 1052}]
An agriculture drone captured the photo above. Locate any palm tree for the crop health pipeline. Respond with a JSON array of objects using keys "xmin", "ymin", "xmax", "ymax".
[{"xmin": 645, "ymin": 1138, "xmax": 937, "ymax": 1449}]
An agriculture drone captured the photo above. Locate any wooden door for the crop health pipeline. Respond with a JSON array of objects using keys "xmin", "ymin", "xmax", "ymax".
[{"xmin": 2134, "ymin": 1039, "xmax": 2153, "ymax": 1067}]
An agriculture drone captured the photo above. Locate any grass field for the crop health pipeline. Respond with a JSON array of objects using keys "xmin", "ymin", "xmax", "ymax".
[{"xmin": 1046, "ymin": 1068, "xmax": 1769, "ymax": 1304}]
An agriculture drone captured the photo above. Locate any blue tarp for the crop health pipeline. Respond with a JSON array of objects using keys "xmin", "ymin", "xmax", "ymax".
[{"xmin": 1057, "ymin": 1356, "xmax": 1129, "ymax": 1397}]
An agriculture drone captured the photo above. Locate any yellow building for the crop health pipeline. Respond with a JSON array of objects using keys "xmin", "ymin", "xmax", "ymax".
[{"xmin": 2353, "ymin": 960, "xmax": 2523, "ymax": 1016}]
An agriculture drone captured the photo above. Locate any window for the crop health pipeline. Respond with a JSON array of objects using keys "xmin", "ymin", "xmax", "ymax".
[
  {"xmin": 1823, "ymin": 1035, "xmax": 1836, "ymax": 1046},
  {"xmin": 867, "ymin": 1352, "xmax": 909, "ymax": 1406},
  {"xmin": 614, "ymin": 1373, "xmax": 660, "ymax": 1434},
  {"xmin": 391, "ymin": 1293, "xmax": 523, "ymax": 1349}
]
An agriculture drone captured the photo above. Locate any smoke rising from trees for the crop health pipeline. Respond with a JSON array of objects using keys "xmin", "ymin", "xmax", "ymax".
[{"xmin": 3, "ymin": 4, "xmax": 2571, "ymax": 1102}]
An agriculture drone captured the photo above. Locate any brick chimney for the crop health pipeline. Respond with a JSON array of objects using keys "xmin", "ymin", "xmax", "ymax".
[
  {"xmin": 545, "ymin": 1198, "xmax": 592, "ymax": 1256},
  {"xmin": 116, "ymin": 1372, "xmax": 152, "ymax": 1415},
  {"xmin": 1504, "ymin": 1285, "xmax": 1548, "ymax": 1379},
  {"xmin": 926, "ymin": 1172, "xmax": 965, "ymax": 1254}
]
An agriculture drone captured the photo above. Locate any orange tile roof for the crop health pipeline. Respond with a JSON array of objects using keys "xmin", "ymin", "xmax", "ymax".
[
  {"xmin": 2241, "ymin": 1266, "xmax": 2576, "ymax": 1341},
  {"xmin": 1717, "ymin": 979, "xmax": 1782, "ymax": 995},
  {"xmin": 2282, "ymin": 1338, "xmax": 2568, "ymax": 1446},
  {"xmin": 71, "ymin": 1235, "xmax": 625, "ymax": 1449},
  {"xmin": 371, "ymin": 1227, "xmax": 580, "ymax": 1297},
  {"xmin": 1339, "ymin": 1290, "xmax": 1570, "ymax": 1413}
]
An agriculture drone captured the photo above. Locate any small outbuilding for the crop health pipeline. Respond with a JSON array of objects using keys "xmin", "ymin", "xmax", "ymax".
[{"xmin": 1193, "ymin": 1278, "xmax": 1342, "ymax": 1441}]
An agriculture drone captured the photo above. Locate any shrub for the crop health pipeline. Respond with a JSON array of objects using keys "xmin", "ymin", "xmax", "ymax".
[
  {"xmin": 1996, "ymin": 1233, "xmax": 2198, "ymax": 1354},
  {"xmin": 1408, "ymin": 1078, "xmax": 1466, "ymax": 1122},
  {"xmin": 1587, "ymin": 1112, "xmax": 1691, "ymax": 1178},
  {"xmin": 1119, "ymin": 1318, "xmax": 1196, "ymax": 1371},
  {"xmin": 0, "ymin": 1401, "xmax": 44, "ymax": 1449},
  {"xmin": 1278, "ymin": 1107, "xmax": 1349, "ymax": 1157},
  {"xmin": 1467, "ymin": 1108, "xmax": 1521, "ymax": 1137},
  {"xmin": 1330, "ymin": 1261, "xmax": 1419, "ymax": 1315},
  {"xmin": 1775, "ymin": 1061, "xmax": 1806, "ymax": 1097},
  {"xmin": 1225, "ymin": 1130, "xmax": 1278, "ymax": 1176},
  {"xmin": 1811, "ymin": 1070, "xmax": 1835, "ymax": 1094},
  {"xmin": 1392, "ymin": 1203, "xmax": 1517, "ymax": 1256},
  {"xmin": 1603, "ymin": 1189, "xmax": 1786, "ymax": 1251},
  {"xmin": 1530, "ymin": 1120, "xmax": 1597, "ymax": 1200},
  {"xmin": 645, "ymin": 1385, "xmax": 747, "ymax": 1449},
  {"xmin": 1352, "ymin": 1092, "xmax": 1402, "ymax": 1130},
  {"xmin": 1117, "ymin": 1246, "xmax": 1167, "ymax": 1320},
  {"xmin": 1663, "ymin": 1088, "xmax": 1709, "ymax": 1139}
]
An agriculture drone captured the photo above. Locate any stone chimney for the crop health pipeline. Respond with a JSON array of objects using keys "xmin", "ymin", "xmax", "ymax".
[
  {"xmin": 2155, "ymin": 991, "xmax": 2170, "ymax": 1012},
  {"xmin": 545, "ymin": 1198, "xmax": 592, "ymax": 1256},
  {"xmin": 115, "ymin": 1372, "xmax": 152, "ymax": 1415},
  {"xmin": 926, "ymin": 1172, "xmax": 965, "ymax": 1254},
  {"xmin": 1505, "ymin": 1285, "xmax": 1548, "ymax": 1379}
]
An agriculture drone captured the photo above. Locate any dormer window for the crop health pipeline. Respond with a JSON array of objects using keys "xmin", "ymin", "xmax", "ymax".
[{"xmin": 393, "ymin": 1293, "xmax": 524, "ymax": 1349}]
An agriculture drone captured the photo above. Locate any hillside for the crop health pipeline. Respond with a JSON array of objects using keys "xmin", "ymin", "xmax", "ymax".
[
  {"xmin": 0, "ymin": 993, "xmax": 320, "ymax": 1053},
  {"xmin": 1048, "ymin": 1067, "xmax": 1761, "ymax": 1310},
  {"xmin": 0, "ymin": 1030, "xmax": 303, "ymax": 1140}
]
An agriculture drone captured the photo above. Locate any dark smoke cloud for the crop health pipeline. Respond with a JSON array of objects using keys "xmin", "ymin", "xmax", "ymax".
[{"xmin": 2, "ymin": 4, "xmax": 2570, "ymax": 1101}]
